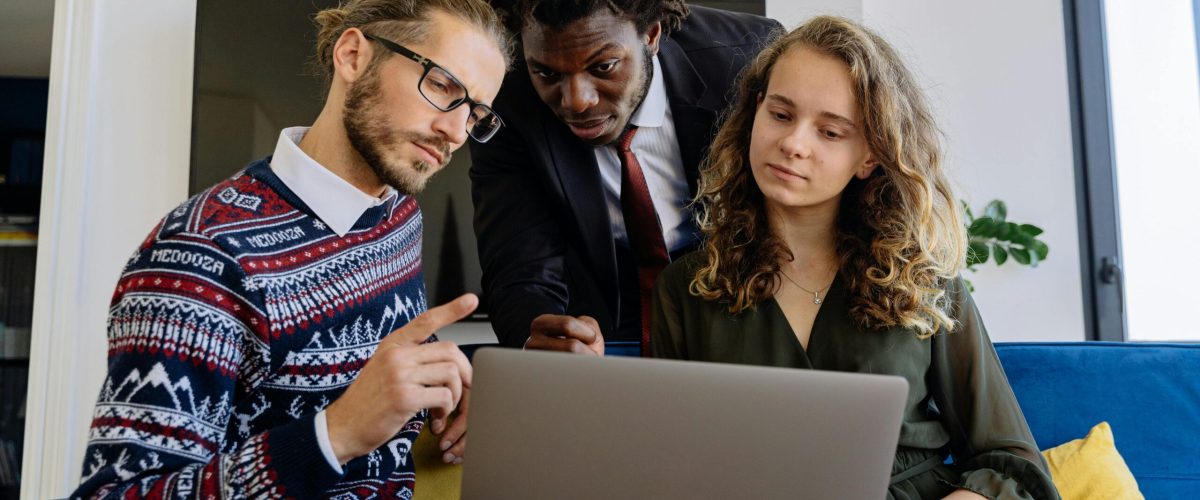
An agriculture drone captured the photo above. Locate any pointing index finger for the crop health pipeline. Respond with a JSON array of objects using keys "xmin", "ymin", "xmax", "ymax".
[{"xmin": 386, "ymin": 293, "xmax": 479, "ymax": 346}]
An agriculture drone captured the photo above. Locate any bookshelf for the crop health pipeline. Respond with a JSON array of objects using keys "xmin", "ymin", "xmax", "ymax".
[
  {"xmin": 0, "ymin": 358, "xmax": 27, "ymax": 496},
  {"xmin": 0, "ymin": 77, "xmax": 47, "ymax": 498}
]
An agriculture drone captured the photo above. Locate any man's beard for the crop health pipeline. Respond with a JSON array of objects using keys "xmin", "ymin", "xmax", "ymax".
[
  {"xmin": 611, "ymin": 45, "xmax": 657, "ymax": 144},
  {"xmin": 343, "ymin": 67, "xmax": 451, "ymax": 195}
]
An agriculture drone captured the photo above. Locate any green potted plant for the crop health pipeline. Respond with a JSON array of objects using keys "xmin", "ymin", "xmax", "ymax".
[{"xmin": 963, "ymin": 200, "xmax": 1050, "ymax": 290}]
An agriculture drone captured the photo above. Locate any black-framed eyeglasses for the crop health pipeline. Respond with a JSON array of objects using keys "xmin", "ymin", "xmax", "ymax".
[{"xmin": 364, "ymin": 33, "xmax": 504, "ymax": 143}]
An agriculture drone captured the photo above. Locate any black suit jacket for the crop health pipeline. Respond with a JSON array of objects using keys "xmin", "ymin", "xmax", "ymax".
[{"xmin": 470, "ymin": 6, "xmax": 781, "ymax": 347}]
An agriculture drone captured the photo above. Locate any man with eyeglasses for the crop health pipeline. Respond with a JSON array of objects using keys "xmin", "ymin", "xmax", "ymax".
[{"xmin": 73, "ymin": 1, "xmax": 509, "ymax": 498}]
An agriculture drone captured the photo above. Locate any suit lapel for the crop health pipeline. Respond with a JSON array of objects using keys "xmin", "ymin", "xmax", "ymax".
[
  {"xmin": 659, "ymin": 37, "xmax": 723, "ymax": 196},
  {"xmin": 544, "ymin": 116, "xmax": 620, "ymax": 318}
]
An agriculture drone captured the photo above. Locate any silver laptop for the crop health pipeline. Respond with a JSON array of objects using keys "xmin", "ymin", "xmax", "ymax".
[{"xmin": 462, "ymin": 348, "xmax": 908, "ymax": 500}]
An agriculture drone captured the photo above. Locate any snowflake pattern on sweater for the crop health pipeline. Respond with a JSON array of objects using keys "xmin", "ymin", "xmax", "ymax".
[{"xmin": 74, "ymin": 160, "xmax": 431, "ymax": 499}]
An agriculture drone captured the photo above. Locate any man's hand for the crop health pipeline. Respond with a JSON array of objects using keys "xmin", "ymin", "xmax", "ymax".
[
  {"xmin": 434, "ymin": 387, "xmax": 469, "ymax": 464},
  {"xmin": 324, "ymin": 294, "xmax": 477, "ymax": 464},
  {"xmin": 524, "ymin": 314, "xmax": 604, "ymax": 356},
  {"xmin": 434, "ymin": 312, "xmax": 606, "ymax": 464}
]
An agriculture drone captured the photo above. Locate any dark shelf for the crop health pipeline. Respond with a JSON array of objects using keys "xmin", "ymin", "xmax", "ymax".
[
  {"xmin": 1, "ymin": 74, "xmax": 49, "ymax": 500},
  {"xmin": 0, "ymin": 185, "xmax": 40, "ymax": 217}
]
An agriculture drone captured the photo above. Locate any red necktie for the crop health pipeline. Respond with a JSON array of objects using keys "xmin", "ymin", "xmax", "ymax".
[{"xmin": 617, "ymin": 126, "xmax": 670, "ymax": 355}]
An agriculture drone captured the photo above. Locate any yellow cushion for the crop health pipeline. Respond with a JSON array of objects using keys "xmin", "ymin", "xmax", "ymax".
[
  {"xmin": 412, "ymin": 420, "xmax": 463, "ymax": 500},
  {"xmin": 1041, "ymin": 421, "xmax": 1143, "ymax": 500}
]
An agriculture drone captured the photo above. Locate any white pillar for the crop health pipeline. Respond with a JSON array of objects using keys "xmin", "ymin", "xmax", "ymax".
[{"xmin": 21, "ymin": 1, "xmax": 194, "ymax": 497}]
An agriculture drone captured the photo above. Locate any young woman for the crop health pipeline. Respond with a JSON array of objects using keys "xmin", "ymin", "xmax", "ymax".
[{"xmin": 650, "ymin": 16, "xmax": 1058, "ymax": 500}]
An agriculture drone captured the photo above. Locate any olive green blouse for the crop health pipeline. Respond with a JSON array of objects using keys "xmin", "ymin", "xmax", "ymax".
[{"xmin": 650, "ymin": 252, "xmax": 1059, "ymax": 500}]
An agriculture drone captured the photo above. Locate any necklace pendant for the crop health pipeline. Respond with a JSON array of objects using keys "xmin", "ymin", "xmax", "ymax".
[{"xmin": 813, "ymin": 292, "xmax": 822, "ymax": 305}]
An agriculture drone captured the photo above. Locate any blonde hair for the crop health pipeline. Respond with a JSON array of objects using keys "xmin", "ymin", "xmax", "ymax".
[
  {"xmin": 312, "ymin": 0, "xmax": 514, "ymax": 87},
  {"xmin": 691, "ymin": 16, "xmax": 966, "ymax": 338}
]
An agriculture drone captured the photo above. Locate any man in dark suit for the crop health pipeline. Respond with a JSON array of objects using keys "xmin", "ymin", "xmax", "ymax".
[{"xmin": 471, "ymin": 1, "xmax": 780, "ymax": 355}]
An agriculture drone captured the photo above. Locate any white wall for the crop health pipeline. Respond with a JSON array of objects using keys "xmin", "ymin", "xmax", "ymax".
[
  {"xmin": 766, "ymin": 0, "xmax": 1087, "ymax": 341},
  {"xmin": 1105, "ymin": 0, "xmax": 1200, "ymax": 341},
  {"xmin": 766, "ymin": 0, "xmax": 860, "ymax": 27},
  {"xmin": 21, "ymin": 1, "xmax": 195, "ymax": 498}
]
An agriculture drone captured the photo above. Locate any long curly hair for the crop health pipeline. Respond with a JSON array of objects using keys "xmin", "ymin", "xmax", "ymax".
[{"xmin": 691, "ymin": 16, "xmax": 966, "ymax": 338}]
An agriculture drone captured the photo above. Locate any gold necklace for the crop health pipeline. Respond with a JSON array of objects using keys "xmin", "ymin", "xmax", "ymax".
[{"xmin": 779, "ymin": 270, "xmax": 834, "ymax": 305}]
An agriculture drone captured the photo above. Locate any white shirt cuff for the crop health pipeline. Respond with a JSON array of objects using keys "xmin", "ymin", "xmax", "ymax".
[{"xmin": 314, "ymin": 410, "xmax": 344, "ymax": 474}]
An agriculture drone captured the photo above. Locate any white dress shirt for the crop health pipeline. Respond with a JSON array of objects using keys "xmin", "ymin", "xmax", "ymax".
[
  {"xmin": 593, "ymin": 55, "xmax": 695, "ymax": 253},
  {"xmin": 271, "ymin": 127, "xmax": 393, "ymax": 237},
  {"xmin": 270, "ymin": 126, "xmax": 394, "ymax": 473}
]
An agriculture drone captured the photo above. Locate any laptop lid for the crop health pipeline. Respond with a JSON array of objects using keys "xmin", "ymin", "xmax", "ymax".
[{"xmin": 462, "ymin": 348, "xmax": 908, "ymax": 500}]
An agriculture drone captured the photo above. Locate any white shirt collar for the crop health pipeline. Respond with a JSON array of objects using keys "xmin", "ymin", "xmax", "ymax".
[
  {"xmin": 629, "ymin": 55, "xmax": 668, "ymax": 129},
  {"xmin": 269, "ymin": 127, "xmax": 393, "ymax": 237}
]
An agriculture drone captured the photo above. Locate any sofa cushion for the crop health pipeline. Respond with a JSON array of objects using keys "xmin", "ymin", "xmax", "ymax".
[
  {"xmin": 996, "ymin": 342, "xmax": 1200, "ymax": 500},
  {"xmin": 1042, "ymin": 421, "xmax": 1142, "ymax": 499}
]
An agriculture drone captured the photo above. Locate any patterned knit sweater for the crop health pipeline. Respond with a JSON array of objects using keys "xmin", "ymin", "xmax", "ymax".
[{"xmin": 74, "ymin": 160, "xmax": 431, "ymax": 499}]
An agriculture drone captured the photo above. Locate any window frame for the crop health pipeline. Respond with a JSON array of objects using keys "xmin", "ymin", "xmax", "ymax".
[{"xmin": 1063, "ymin": 0, "xmax": 1127, "ymax": 341}]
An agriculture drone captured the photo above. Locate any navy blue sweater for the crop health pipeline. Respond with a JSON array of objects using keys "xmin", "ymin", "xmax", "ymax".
[{"xmin": 75, "ymin": 161, "xmax": 430, "ymax": 499}]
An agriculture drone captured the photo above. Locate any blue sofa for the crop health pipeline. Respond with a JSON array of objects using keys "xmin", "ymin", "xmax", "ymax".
[{"xmin": 995, "ymin": 342, "xmax": 1200, "ymax": 499}]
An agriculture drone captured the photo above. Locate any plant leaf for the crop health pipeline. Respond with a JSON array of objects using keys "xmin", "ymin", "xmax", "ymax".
[
  {"xmin": 1009, "ymin": 230, "xmax": 1034, "ymax": 246},
  {"xmin": 1031, "ymin": 240, "xmax": 1050, "ymax": 260},
  {"xmin": 1001, "ymin": 222, "xmax": 1021, "ymax": 241},
  {"xmin": 1011, "ymin": 246, "xmax": 1032, "ymax": 265},
  {"xmin": 967, "ymin": 240, "xmax": 990, "ymax": 266},
  {"xmin": 985, "ymin": 200, "xmax": 1007, "ymax": 222},
  {"xmin": 968, "ymin": 217, "xmax": 995, "ymax": 237},
  {"xmin": 1019, "ymin": 223, "xmax": 1044, "ymax": 236},
  {"xmin": 992, "ymin": 244, "xmax": 1009, "ymax": 266}
]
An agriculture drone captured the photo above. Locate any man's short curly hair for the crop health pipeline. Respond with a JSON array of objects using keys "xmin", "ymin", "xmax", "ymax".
[{"xmin": 494, "ymin": 0, "xmax": 689, "ymax": 36}]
